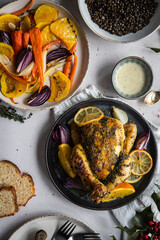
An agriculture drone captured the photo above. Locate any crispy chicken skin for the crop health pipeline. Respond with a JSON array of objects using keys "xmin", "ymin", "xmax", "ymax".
[
  {"xmin": 81, "ymin": 116, "xmax": 125, "ymax": 180},
  {"xmin": 103, "ymin": 154, "xmax": 132, "ymax": 193},
  {"xmin": 123, "ymin": 122, "xmax": 137, "ymax": 155},
  {"xmin": 70, "ymin": 116, "xmax": 137, "ymax": 203},
  {"xmin": 71, "ymin": 144, "xmax": 108, "ymax": 203},
  {"xmin": 70, "ymin": 121, "xmax": 81, "ymax": 146}
]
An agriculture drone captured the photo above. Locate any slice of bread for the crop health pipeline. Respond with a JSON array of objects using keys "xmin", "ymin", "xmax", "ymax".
[
  {"xmin": 0, "ymin": 186, "xmax": 18, "ymax": 218},
  {"xmin": 0, "ymin": 160, "xmax": 35, "ymax": 206}
]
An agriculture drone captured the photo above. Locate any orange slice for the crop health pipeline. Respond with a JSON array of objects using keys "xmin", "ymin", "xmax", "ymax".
[
  {"xmin": 58, "ymin": 143, "xmax": 76, "ymax": 178},
  {"xmin": 130, "ymin": 150, "xmax": 153, "ymax": 176},
  {"xmin": 102, "ymin": 182, "xmax": 135, "ymax": 202},
  {"xmin": 74, "ymin": 106, "xmax": 104, "ymax": 127}
]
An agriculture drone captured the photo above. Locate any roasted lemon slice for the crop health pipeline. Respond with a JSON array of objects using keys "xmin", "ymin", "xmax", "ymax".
[
  {"xmin": 74, "ymin": 106, "xmax": 104, "ymax": 127},
  {"xmin": 125, "ymin": 173, "xmax": 142, "ymax": 184},
  {"xmin": 130, "ymin": 150, "xmax": 153, "ymax": 176},
  {"xmin": 58, "ymin": 143, "xmax": 76, "ymax": 178},
  {"xmin": 102, "ymin": 182, "xmax": 135, "ymax": 202}
]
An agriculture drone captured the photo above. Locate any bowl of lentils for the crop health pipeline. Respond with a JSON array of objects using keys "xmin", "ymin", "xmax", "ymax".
[{"xmin": 78, "ymin": 0, "xmax": 160, "ymax": 43}]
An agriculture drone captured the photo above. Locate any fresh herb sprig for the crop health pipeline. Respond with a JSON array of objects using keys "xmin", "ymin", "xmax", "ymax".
[
  {"xmin": 0, "ymin": 101, "xmax": 32, "ymax": 123},
  {"xmin": 110, "ymin": 184, "xmax": 160, "ymax": 240}
]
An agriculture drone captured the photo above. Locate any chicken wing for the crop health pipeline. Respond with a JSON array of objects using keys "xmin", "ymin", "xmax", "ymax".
[{"xmin": 123, "ymin": 122, "xmax": 137, "ymax": 155}]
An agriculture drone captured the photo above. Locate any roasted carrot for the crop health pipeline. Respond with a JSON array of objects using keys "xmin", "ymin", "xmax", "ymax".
[
  {"xmin": 12, "ymin": 0, "xmax": 33, "ymax": 16},
  {"xmin": 42, "ymin": 40, "xmax": 61, "ymax": 52},
  {"xmin": 1, "ymin": 64, "xmax": 36, "ymax": 84},
  {"xmin": 29, "ymin": 27, "xmax": 44, "ymax": 93},
  {"xmin": 10, "ymin": 98, "xmax": 17, "ymax": 104},
  {"xmin": 22, "ymin": 75, "xmax": 30, "ymax": 80},
  {"xmin": 11, "ymin": 30, "xmax": 23, "ymax": 57},
  {"xmin": 22, "ymin": 32, "xmax": 30, "ymax": 48},
  {"xmin": 64, "ymin": 42, "xmax": 77, "ymax": 77},
  {"xmin": 69, "ymin": 54, "xmax": 77, "ymax": 88},
  {"xmin": 32, "ymin": 63, "xmax": 38, "ymax": 80}
]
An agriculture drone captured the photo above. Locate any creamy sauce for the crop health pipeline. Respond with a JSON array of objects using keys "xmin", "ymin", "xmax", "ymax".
[{"xmin": 116, "ymin": 62, "xmax": 146, "ymax": 95}]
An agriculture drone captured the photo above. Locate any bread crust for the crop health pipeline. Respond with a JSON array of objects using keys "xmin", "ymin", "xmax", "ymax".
[
  {"xmin": 0, "ymin": 160, "xmax": 35, "ymax": 206},
  {"xmin": 0, "ymin": 186, "xmax": 18, "ymax": 218},
  {"xmin": 21, "ymin": 173, "xmax": 35, "ymax": 206}
]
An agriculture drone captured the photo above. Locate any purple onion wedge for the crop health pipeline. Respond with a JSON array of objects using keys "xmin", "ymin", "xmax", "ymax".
[
  {"xmin": 26, "ymin": 85, "xmax": 51, "ymax": 106},
  {"xmin": 47, "ymin": 47, "xmax": 72, "ymax": 64},
  {"xmin": 135, "ymin": 130, "xmax": 150, "ymax": 150},
  {"xmin": 53, "ymin": 125, "xmax": 71, "ymax": 144},
  {"xmin": 0, "ymin": 31, "xmax": 12, "ymax": 45},
  {"xmin": 63, "ymin": 176, "xmax": 84, "ymax": 190},
  {"xmin": 16, "ymin": 47, "xmax": 33, "ymax": 73}
]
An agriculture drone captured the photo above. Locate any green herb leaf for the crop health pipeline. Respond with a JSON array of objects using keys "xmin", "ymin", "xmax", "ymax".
[
  {"xmin": 110, "ymin": 235, "xmax": 117, "ymax": 240},
  {"xmin": 154, "ymin": 183, "xmax": 160, "ymax": 190},
  {"xmin": 147, "ymin": 47, "xmax": 160, "ymax": 53},
  {"xmin": 152, "ymin": 191, "xmax": 160, "ymax": 211},
  {"xmin": 134, "ymin": 206, "xmax": 154, "ymax": 228},
  {"xmin": 117, "ymin": 225, "xmax": 136, "ymax": 236},
  {"xmin": 0, "ymin": 103, "xmax": 32, "ymax": 123}
]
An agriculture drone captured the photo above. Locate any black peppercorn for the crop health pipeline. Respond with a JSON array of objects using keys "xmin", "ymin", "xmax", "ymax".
[{"xmin": 85, "ymin": 0, "xmax": 158, "ymax": 36}]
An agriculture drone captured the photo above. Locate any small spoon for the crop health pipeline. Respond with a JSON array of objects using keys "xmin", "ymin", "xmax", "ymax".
[
  {"xmin": 35, "ymin": 230, "xmax": 47, "ymax": 240},
  {"xmin": 144, "ymin": 91, "xmax": 160, "ymax": 105}
]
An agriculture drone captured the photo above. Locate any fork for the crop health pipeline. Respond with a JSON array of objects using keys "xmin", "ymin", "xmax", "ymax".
[
  {"xmin": 68, "ymin": 233, "xmax": 101, "ymax": 240},
  {"xmin": 52, "ymin": 220, "xmax": 76, "ymax": 240}
]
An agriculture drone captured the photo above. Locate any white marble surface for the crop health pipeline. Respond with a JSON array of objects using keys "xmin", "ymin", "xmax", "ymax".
[{"xmin": 0, "ymin": 0, "xmax": 160, "ymax": 240}]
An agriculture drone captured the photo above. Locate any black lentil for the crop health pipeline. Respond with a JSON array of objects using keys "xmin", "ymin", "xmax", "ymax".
[{"xmin": 85, "ymin": 0, "xmax": 158, "ymax": 36}]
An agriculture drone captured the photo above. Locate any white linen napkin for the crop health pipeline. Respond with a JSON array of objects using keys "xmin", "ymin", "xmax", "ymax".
[{"xmin": 53, "ymin": 85, "xmax": 160, "ymax": 237}]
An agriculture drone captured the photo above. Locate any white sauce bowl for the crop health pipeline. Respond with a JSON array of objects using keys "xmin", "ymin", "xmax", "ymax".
[{"xmin": 112, "ymin": 56, "xmax": 153, "ymax": 99}]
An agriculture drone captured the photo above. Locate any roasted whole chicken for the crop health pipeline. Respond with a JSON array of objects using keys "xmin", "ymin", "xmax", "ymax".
[{"xmin": 71, "ymin": 116, "xmax": 137, "ymax": 203}]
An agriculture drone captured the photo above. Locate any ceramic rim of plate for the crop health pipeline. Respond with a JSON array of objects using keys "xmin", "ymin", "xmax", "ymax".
[
  {"xmin": 0, "ymin": 0, "xmax": 90, "ymax": 111},
  {"xmin": 8, "ymin": 214, "xmax": 96, "ymax": 239}
]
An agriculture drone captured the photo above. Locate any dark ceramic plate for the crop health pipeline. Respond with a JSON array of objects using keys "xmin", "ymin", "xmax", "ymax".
[{"xmin": 45, "ymin": 98, "xmax": 157, "ymax": 210}]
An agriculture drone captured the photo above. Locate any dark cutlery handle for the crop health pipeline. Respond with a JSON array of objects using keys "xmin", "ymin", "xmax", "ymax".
[{"xmin": 35, "ymin": 230, "xmax": 47, "ymax": 240}]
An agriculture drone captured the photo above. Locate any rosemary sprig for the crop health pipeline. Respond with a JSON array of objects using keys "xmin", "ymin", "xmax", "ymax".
[{"xmin": 0, "ymin": 102, "xmax": 32, "ymax": 123}]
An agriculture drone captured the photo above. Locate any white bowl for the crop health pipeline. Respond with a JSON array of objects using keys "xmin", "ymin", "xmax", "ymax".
[
  {"xmin": 78, "ymin": 0, "xmax": 160, "ymax": 43},
  {"xmin": 112, "ymin": 56, "xmax": 153, "ymax": 99}
]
